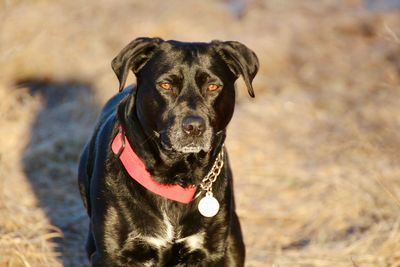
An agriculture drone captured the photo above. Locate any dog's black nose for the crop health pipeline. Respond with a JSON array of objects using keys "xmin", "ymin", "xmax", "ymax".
[{"xmin": 182, "ymin": 116, "xmax": 206, "ymax": 137}]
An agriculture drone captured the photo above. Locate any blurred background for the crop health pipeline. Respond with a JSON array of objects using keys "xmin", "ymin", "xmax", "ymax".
[{"xmin": 1, "ymin": 0, "xmax": 400, "ymax": 266}]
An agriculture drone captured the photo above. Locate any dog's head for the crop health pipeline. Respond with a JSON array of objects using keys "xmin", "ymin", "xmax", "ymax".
[{"xmin": 112, "ymin": 37, "xmax": 258, "ymax": 154}]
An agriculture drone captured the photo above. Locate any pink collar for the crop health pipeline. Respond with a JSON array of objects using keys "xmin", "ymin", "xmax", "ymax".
[{"xmin": 111, "ymin": 127, "xmax": 197, "ymax": 204}]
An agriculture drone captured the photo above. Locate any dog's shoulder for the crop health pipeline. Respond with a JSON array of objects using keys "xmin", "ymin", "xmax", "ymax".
[
  {"xmin": 90, "ymin": 85, "xmax": 135, "ymax": 149},
  {"xmin": 79, "ymin": 86, "xmax": 135, "ymax": 186},
  {"xmin": 100, "ymin": 85, "xmax": 135, "ymax": 123}
]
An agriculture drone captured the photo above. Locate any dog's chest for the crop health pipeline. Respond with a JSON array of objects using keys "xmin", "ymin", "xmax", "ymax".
[
  {"xmin": 135, "ymin": 212, "xmax": 204, "ymax": 248},
  {"xmin": 105, "ymin": 207, "xmax": 206, "ymax": 263}
]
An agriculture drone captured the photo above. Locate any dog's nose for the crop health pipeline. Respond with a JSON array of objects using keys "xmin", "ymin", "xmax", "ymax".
[{"xmin": 182, "ymin": 116, "xmax": 206, "ymax": 137}]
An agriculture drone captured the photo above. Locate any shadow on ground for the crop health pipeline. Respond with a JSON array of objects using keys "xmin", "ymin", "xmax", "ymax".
[{"xmin": 19, "ymin": 79, "xmax": 98, "ymax": 266}]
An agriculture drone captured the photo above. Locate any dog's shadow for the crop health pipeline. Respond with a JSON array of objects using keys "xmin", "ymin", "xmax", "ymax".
[{"xmin": 19, "ymin": 78, "xmax": 98, "ymax": 266}]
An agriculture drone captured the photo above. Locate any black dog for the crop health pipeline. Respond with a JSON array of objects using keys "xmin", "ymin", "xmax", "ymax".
[{"xmin": 78, "ymin": 37, "xmax": 258, "ymax": 266}]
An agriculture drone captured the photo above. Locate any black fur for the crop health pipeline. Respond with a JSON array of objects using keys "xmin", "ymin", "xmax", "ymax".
[{"xmin": 78, "ymin": 37, "xmax": 259, "ymax": 266}]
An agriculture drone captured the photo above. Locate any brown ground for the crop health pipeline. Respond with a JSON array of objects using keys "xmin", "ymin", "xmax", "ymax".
[{"xmin": 1, "ymin": 0, "xmax": 400, "ymax": 266}]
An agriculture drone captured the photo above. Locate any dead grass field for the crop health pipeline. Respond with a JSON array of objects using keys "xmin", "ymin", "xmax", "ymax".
[{"xmin": 1, "ymin": 0, "xmax": 400, "ymax": 266}]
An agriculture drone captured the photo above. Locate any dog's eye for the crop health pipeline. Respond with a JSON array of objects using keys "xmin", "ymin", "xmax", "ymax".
[
  {"xmin": 207, "ymin": 84, "xmax": 221, "ymax": 91},
  {"xmin": 159, "ymin": 82, "xmax": 173, "ymax": 90}
]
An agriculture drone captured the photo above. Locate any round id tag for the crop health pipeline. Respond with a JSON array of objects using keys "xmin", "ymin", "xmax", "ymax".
[{"xmin": 198, "ymin": 192, "xmax": 220, "ymax": 217}]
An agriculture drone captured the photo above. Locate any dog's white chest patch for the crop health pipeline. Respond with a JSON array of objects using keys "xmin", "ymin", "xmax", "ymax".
[
  {"xmin": 125, "ymin": 213, "xmax": 205, "ymax": 254},
  {"xmin": 140, "ymin": 212, "xmax": 175, "ymax": 248},
  {"xmin": 163, "ymin": 213, "xmax": 175, "ymax": 241},
  {"xmin": 177, "ymin": 232, "xmax": 205, "ymax": 252}
]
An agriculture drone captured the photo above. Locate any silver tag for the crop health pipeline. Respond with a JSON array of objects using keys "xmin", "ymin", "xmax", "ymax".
[{"xmin": 198, "ymin": 192, "xmax": 220, "ymax": 217}]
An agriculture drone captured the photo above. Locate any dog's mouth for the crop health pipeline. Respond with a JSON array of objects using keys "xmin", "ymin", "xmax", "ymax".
[
  {"xmin": 160, "ymin": 138, "xmax": 210, "ymax": 154},
  {"xmin": 178, "ymin": 143, "xmax": 205, "ymax": 154},
  {"xmin": 157, "ymin": 131, "xmax": 212, "ymax": 154}
]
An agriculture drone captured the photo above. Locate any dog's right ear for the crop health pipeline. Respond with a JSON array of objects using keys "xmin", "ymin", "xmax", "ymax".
[{"xmin": 112, "ymin": 37, "xmax": 163, "ymax": 92}]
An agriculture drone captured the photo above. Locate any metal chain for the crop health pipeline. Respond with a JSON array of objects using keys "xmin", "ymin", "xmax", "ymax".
[{"xmin": 199, "ymin": 146, "xmax": 225, "ymax": 193}]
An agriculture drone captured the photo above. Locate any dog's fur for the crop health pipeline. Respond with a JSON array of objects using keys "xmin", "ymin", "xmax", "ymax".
[{"xmin": 78, "ymin": 37, "xmax": 259, "ymax": 266}]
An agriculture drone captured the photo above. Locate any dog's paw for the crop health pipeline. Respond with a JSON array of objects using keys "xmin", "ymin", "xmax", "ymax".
[
  {"xmin": 180, "ymin": 251, "xmax": 207, "ymax": 266},
  {"xmin": 119, "ymin": 242, "xmax": 159, "ymax": 266},
  {"xmin": 163, "ymin": 242, "xmax": 208, "ymax": 266},
  {"xmin": 177, "ymin": 246, "xmax": 208, "ymax": 266}
]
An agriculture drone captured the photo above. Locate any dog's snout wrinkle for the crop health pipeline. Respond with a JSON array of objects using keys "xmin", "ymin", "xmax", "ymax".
[{"xmin": 182, "ymin": 115, "xmax": 206, "ymax": 137}]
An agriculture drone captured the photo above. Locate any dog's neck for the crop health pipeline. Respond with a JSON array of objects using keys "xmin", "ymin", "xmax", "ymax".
[{"xmin": 116, "ymin": 92, "xmax": 226, "ymax": 187}]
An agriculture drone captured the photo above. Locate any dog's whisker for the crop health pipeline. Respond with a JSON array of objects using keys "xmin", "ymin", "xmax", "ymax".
[
  {"xmin": 153, "ymin": 130, "xmax": 161, "ymax": 138},
  {"xmin": 138, "ymin": 132, "xmax": 158, "ymax": 146}
]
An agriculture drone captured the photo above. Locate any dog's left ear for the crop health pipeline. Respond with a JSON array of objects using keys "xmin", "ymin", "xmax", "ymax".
[
  {"xmin": 112, "ymin": 37, "xmax": 164, "ymax": 92},
  {"xmin": 212, "ymin": 41, "xmax": 259, "ymax": 97}
]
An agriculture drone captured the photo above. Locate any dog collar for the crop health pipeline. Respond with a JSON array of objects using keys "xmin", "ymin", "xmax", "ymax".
[{"xmin": 111, "ymin": 127, "xmax": 197, "ymax": 203}]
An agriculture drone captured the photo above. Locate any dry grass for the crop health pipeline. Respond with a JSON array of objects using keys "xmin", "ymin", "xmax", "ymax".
[{"xmin": 0, "ymin": 0, "xmax": 400, "ymax": 266}]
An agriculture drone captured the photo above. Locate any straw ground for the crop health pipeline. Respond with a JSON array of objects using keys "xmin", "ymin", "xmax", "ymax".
[{"xmin": 1, "ymin": 1, "xmax": 399, "ymax": 266}]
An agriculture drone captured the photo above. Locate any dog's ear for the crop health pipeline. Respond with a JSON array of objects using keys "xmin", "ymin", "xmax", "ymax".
[
  {"xmin": 212, "ymin": 41, "xmax": 259, "ymax": 97},
  {"xmin": 112, "ymin": 37, "xmax": 163, "ymax": 92}
]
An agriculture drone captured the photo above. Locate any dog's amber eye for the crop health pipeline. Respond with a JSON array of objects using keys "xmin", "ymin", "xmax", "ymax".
[
  {"xmin": 159, "ymin": 82, "xmax": 172, "ymax": 90},
  {"xmin": 207, "ymin": 84, "xmax": 220, "ymax": 91}
]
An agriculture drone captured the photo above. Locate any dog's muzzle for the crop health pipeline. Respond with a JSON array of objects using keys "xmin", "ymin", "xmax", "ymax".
[{"xmin": 160, "ymin": 115, "xmax": 212, "ymax": 154}]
